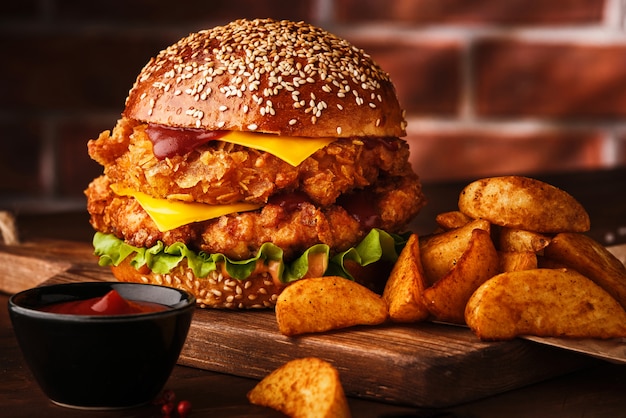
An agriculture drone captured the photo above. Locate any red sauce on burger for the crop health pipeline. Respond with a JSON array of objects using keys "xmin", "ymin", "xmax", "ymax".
[
  {"xmin": 39, "ymin": 289, "xmax": 168, "ymax": 315},
  {"xmin": 145, "ymin": 124, "xmax": 227, "ymax": 160},
  {"xmin": 337, "ymin": 190, "xmax": 382, "ymax": 230}
]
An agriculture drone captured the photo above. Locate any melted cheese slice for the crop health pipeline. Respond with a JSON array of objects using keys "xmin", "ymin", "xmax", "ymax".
[
  {"xmin": 111, "ymin": 184, "xmax": 261, "ymax": 232},
  {"xmin": 221, "ymin": 131, "xmax": 335, "ymax": 166},
  {"xmin": 110, "ymin": 132, "xmax": 333, "ymax": 231}
]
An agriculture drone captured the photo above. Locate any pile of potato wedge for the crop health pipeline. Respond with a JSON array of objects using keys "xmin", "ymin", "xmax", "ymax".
[
  {"xmin": 251, "ymin": 176, "xmax": 626, "ymax": 417},
  {"xmin": 275, "ymin": 175, "xmax": 626, "ymax": 341}
]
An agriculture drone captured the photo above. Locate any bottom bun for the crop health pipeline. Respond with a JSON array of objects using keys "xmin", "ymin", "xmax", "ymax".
[{"xmin": 111, "ymin": 259, "xmax": 286, "ymax": 309}]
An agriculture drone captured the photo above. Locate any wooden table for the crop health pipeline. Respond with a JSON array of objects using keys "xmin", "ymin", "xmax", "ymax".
[{"xmin": 2, "ymin": 168, "xmax": 626, "ymax": 417}]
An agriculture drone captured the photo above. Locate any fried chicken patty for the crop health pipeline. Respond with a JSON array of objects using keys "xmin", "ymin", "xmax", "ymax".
[
  {"xmin": 88, "ymin": 118, "xmax": 417, "ymax": 207},
  {"xmin": 86, "ymin": 173, "xmax": 424, "ymax": 261}
]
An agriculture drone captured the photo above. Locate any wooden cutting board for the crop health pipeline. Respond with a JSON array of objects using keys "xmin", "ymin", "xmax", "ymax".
[{"xmin": 1, "ymin": 239, "xmax": 595, "ymax": 408}]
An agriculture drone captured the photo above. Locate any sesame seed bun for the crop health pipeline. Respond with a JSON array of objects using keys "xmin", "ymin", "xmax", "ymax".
[
  {"xmin": 123, "ymin": 18, "xmax": 407, "ymax": 138},
  {"xmin": 111, "ymin": 259, "xmax": 284, "ymax": 309}
]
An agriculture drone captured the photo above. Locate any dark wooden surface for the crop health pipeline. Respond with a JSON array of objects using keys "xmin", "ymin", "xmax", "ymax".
[
  {"xmin": 0, "ymin": 244, "xmax": 596, "ymax": 407},
  {"xmin": 2, "ymin": 168, "xmax": 626, "ymax": 417}
]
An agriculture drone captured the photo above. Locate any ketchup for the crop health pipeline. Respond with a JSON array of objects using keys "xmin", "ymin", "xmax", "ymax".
[
  {"xmin": 362, "ymin": 137, "xmax": 400, "ymax": 151},
  {"xmin": 39, "ymin": 289, "xmax": 168, "ymax": 315},
  {"xmin": 268, "ymin": 191, "xmax": 311, "ymax": 212},
  {"xmin": 337, "ymin": 190, "xmax": 382, "ymax": 229},
  {"xmin": 145, "ymin": 124, "xmax": 227, "ymax": 160}
]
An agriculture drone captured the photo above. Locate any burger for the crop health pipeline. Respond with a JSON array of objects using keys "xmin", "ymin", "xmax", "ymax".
[{"xmin": 85, "ymin": 18, "xmax": 426, "ymax": 308}]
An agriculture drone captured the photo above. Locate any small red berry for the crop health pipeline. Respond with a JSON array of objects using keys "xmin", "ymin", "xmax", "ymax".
[
  {"xmin": 177, "ymin": 400, "xmax": 192, "ymax": 417},
  {"xmin": 161, "ymin": 402, "xmax": 175, "ymax": 416}
]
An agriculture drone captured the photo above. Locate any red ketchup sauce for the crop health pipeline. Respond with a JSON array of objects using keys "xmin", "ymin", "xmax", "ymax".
[
  {"xmin": 362, "ymin": 136, "xmax": 401, "ymax": 152},
  {"xmin": 268, "ymin": 191, "xmax": 311, "ymax": 211},
  {"xmin": 145, "ymin": 124, "xmax": 227, "ymax": 160},
  {"xmin": 337, "ymin": 190, "xmax": 382, "ymax": 230},
  {"xmin": 39, "ymin": 289, "xmax": 168, "ymax": 315}
]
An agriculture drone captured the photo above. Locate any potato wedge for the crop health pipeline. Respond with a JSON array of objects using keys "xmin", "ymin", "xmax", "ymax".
[
  {"xmin": 422, "ymin": 229, "xmax": 499, "ymax": 324},
  {"xmin": 275, "ymin": 276, "xmax": 388, "ymax": 336},
  {"xmin": 544, "ymin": 232, "xmax": 626, "ymax": 310},
  {"xmin": 382, "ymin": 234, "xmax": 429, "ymax": 323},
  {"xmin": 248, "ymin": 357, "xmax": 351, "ymax": 418},
  {"xmin": 458, "ymin": 176, "xmax": 590, "ymax": 233},
  {"xmin": 498, "ymin": 227, "xmax": 551, "ymax": 253},
  {"xmin": 419, "ymin": 218, "xmax": 491, "ymax": 286},
  {"xmin": 498, "ymin": 251, "xmax": 538, "ymax": 272},
  {"xmin": 435, "ymin": 210, "xmax": 473, "ymax": 231},
  {"xmin": 465, "ymin": 268, "xmax": 626, "ymax": 340}
]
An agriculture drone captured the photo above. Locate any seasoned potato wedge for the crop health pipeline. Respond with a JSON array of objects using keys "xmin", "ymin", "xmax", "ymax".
[
  {"xmin": 275, "ymin": 276, "xmax": 388, "ymax": 336},
  {"xmin": 247, "ymin": 357, "xmax": 351, "ymax": 418},
  {"xmin": 422, "ymin": 229, "xmax": 499, "ymax": 324},
  {"xmin": 465, "ymin": 268, "xmax": 626, "ymax": 340},
  {"xmin": 498, "ymin": 251, "xmax": 538, "ymax": 272},
  {"xmin": 544, "ymin": 232, "xmax": 626, "ymax": 310},
  {"xmin": 419, "ymin": 219, "xmax": 491, "ymax": 286},
  {"xmin": 435, "ymin": 210, "xmax": 473, "ymax": 231},
  {"xmin": 498, "ymin": 227, "xmax": 551, "ymax": 253},
  {"xmin": 458, "ymin": 176, "xmax": 590, "ymax": 233},
  {"xmin": 382, "ymin": 234, "xmax": 429, "ymax": 323}
]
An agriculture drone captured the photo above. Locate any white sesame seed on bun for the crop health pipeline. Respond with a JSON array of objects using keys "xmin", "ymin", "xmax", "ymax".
[{"xmin": 123, "ymin": 18, "xmax": 407, "ymax": 138}]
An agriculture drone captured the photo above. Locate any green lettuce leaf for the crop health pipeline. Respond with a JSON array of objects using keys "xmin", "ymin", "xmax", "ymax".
[{"xmin": 93, "ymin": 228, "xmax": 407, "ymax": 284}]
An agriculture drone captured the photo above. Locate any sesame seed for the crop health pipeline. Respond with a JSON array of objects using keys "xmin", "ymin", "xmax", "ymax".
[
  {"xmin": 337, "ymin": 126, "xmax": 342, "ymax": 135},
  {"xmin": 289, "ymin": 119, "xmax": 297, "ymax": 125},
  {"xmin": 133, "ymin": 18, "xmax": 396, "ymax": 129}
]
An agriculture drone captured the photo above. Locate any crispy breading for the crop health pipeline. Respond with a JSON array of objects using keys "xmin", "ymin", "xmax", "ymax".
[
  {"xmin": 86, "ymin": 173, "xmax": 423, "ymax": 260},
  {"xmin": 88, "ymin": 118, "xmax": 418, "ymax": 207}
]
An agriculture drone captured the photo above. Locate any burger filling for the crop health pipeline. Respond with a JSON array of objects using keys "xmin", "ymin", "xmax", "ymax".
[{"xmin": 86, "ymin": 117, "xmax": 425, "ymax": 284}]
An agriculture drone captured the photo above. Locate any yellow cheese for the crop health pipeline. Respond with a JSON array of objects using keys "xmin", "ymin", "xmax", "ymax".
[
  {"xmin": 221, "ymin": 131, "xmax": 335, "ymax": 166},
  {"xmin": 111, "ymin": 184, "xmax": 261, "ymax": 232},
  {"xmin": 110, "ymin": 132, "xmax": 333, "ymax": 231}
]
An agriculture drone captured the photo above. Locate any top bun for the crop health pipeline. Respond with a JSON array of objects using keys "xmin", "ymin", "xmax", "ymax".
[{"xmin": 123, "ymin": 18, "xmax": 407, "ymax": 138}]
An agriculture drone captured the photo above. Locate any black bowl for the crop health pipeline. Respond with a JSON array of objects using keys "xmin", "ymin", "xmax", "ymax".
[{"xmin": 8, "ymin": 282, "xmax": 195, "ymax": 409}]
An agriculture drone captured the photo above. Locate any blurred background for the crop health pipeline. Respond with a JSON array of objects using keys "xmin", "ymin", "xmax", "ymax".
[{"xmin": 1, "ymin": 0, "xmax": 625, "ymax": 223}]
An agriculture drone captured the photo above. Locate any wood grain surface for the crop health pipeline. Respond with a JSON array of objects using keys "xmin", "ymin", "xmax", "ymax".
[{"xmin": 0, "ymin": 240, "xmax": 592, "ymax": 407}]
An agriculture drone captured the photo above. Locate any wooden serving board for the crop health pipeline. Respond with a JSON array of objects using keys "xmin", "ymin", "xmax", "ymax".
[{"xmin": 1, "ymin": 240, "xmax": 595, "ymax": 408}]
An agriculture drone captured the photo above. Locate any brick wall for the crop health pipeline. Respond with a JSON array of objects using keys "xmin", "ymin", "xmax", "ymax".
[{"xmin": 1, "ymin": 0, "xmax": 625, "ymax": 212}]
